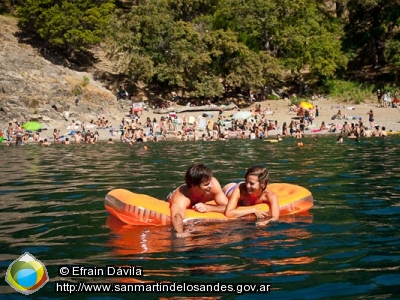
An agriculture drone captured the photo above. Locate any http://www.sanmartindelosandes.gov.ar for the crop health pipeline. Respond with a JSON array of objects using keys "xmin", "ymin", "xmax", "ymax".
[{"xmin": 5, "ymin": 252, "xmax": 49, "ymax": 295}]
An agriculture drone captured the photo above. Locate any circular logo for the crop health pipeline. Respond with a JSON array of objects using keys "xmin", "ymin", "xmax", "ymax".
[{"xmin": 5, "ymin": 252, "xmax": 49, "ymax": 295}]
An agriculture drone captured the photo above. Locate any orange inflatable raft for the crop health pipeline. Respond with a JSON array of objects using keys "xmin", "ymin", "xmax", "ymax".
[{"xmin": 105, "ymin": 183, "xmax": 313, "ymax": 226}]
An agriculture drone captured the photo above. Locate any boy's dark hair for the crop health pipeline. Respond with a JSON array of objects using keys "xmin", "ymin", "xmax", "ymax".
[{"xmin": 185, "ymin": 163, "xmax": 213, "ymax": 187}]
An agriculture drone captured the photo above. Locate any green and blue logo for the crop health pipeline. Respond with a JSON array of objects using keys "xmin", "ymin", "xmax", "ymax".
[{"xmin": 5, "ymin": 252, "xmax": 49, "ymax": 294}]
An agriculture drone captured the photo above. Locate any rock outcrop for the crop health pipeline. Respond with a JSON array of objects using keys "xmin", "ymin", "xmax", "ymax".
[{"xmin": 0, "ymin": 16, "xmax": 126, "ymax": 129}]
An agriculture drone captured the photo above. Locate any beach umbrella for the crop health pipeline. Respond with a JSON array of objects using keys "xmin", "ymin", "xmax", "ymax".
[
  {"xmin": 299, "ymin": 102, "xmax": 314, "ymax": 109},
  {"xmin": 132, "ymin": 103, "xmax": 143, "ymax": 113},
  {"xmin": 22, "ymin": 121, "xmax": 42, "ymax": 131},
  {"xmin": 232, "ymin": 111, "xmax": 252, "ymax": 120}
]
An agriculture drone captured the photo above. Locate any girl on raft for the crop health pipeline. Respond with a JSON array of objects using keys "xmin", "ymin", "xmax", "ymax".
[{"xmin": 222, "ymin": 165, "xmax": 280, "ymax": 225}]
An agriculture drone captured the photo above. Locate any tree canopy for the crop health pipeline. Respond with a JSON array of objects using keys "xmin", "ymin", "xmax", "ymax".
[
  {"xmin": 12, "ymin": 0, "xmax": 400, "ymax": 98},
  {"xmin": 343, "ymin": 0, "xmax": 400, "ymax": 67},
  {"xmin": 17, "ymin": 0, "xmax": 115, "ymax": 60}
]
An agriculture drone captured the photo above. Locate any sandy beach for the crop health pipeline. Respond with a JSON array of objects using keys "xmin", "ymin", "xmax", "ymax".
[
  {"xmin": 5, "ymin": 97, "xmax": 400, "ymax": 144},
  {"xmin": 2, "ymin": 14, "xmax": 399, "ymax": 145}
]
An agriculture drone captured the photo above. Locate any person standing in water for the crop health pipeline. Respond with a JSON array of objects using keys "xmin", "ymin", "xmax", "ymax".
[{"xmin": 367, "ymin": 109, "xmax": 374, "ymax": 131}]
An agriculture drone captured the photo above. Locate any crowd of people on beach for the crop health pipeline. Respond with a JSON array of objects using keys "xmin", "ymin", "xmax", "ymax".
[
  {"xmin": 3, "ymin": 118, "xmax": 116, "ymax": 146},
  {"xmin": 2, "ymin": 98, "xmax": 394, "ymax": 147},
  {"xmin": 376, "ymin": 89, "xmax": 399, "ymax": 108},
  {"xmin": 121, "ymin": 106, "xmax": 300, "ymax": 143}
]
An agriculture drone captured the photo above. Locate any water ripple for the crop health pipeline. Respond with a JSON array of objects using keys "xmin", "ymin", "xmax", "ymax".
[{"xmin": 1, "ymin": 136, "xmax": 400, "ymax": 298}]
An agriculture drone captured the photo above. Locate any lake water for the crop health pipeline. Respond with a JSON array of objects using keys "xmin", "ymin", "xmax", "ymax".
[{"xmin": 1, "ymin": 136, "xmax": 400, "ymax": 299}]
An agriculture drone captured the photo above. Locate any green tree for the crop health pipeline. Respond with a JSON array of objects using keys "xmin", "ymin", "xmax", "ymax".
[
  {"xmin": 106, "ymin": 0, "xmax": 174, "ymax": 82},
  {"xmin": 0, "ymin": 0, "xmax": 19, "ymax": 15},
  {"xmin": 212, "ymin": 0, "xmax": 347, "ymax": 88},
  {"xmin": 17, "ymin": 0, "xmax": 115, "ymax": 60},
  {"xmin": 108, "ymin": 0, "xmax": 349, "ymax": 97},
  {"xmin": 206, "ymin": 29, "xmax": 265, "ymax": 96},
  {"xmin": 385, "ymin": 39, "xmax": 400, "ymax": 68},
  {"xmin": 343, "ymin": 0, "xmax": 400, "ymax": 67},
  {"xmin": 212, "ymin": 0, "xmax": 277, "ymax": 53},
  {"xmin": 168, "ymin": 0, "xmax": 218, "ymax": 22},
  {"xmin": 108, "ymin": 0, "xmax": 284, "ymax": 97},
  {"xmin": 259, "ymin": 51, "xmax": 285, "ymax": 98},
  {"xmin": 108, "ymin": 6, "xmax": 224, "ymax": 97}
]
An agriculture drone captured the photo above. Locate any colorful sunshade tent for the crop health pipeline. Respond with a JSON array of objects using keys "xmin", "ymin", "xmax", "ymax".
[
  {"xmin": 232, "ymin": 111, "xmax": 252, "ymax": 120},
  {"xmin": 133, "ymin": 103, "xmax": 144, "ymax": 112},
  {"xmin": 299, "ymin": 102, "xmax": 314, "ymax": 109},
  {"xmin": 22, "ymin": 121, "xmax": 42, "ymax": 131}
]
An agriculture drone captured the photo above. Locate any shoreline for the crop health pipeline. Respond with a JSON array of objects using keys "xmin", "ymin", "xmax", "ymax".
[{"xmin": 3, "ymin": 98, "xmax": 400, "ymax": 145}]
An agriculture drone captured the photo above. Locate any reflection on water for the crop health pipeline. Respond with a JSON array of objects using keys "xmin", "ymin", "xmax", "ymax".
[{"xmin": 1, "ymin": 137, "xmax": 400, "ymax": 299}]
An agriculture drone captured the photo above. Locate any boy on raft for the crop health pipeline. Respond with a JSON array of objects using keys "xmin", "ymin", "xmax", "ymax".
[{"xmin": 167, "ymin": 163, "xmax": 228, "ymax": 238}]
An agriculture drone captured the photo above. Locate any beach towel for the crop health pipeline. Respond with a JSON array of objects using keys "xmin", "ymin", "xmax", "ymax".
[
  {"xmin": 207, "ymin": 121, "xmax": 213, "ymax": 131},
  {"xmin": 188, "ymin": 116, "xmax": 195, "ymax": 125},
  {"xmin": 198, "ymin": 118, "xmax": 206, "ymax": 131}
]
